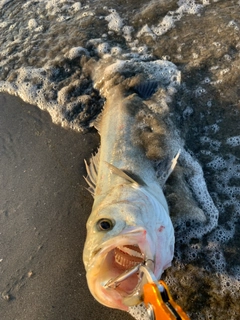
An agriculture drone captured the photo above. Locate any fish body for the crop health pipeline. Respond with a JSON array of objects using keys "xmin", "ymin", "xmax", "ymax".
[{"xmin": 83, "ymin": 68, "xmax": 176, "ymax": 311}]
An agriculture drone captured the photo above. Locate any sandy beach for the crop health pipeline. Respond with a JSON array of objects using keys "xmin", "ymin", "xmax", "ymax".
[{"xmin": 0, "ymin": 93, "xmax": 133, "ymax": 320}]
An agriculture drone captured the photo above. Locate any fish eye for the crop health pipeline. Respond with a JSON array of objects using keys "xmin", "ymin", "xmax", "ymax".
[{"xmin": 97, "ymin": 219, "xmax": 114, "ymax": 231}]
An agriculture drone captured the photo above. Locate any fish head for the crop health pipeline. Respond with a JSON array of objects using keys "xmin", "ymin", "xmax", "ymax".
[{"xmin": 83, "ymin": 186, "xmax": 174, "ymax": 311}]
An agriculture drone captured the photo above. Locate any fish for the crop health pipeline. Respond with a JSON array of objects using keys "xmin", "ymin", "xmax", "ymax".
[{"xmin": 82, "ymin": 60, "xmax": 179, "ymax": 311}]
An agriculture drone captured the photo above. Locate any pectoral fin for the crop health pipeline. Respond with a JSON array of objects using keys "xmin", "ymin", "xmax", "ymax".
[
  {"xmin": 134, "ymin": 81, "xmax": 159, "ymax": 100},
  {"xmin": 169, "ymin": 149, "xmax": 181, "ymax": 176},
  {"xmin": 157, "ymin": 149, "xmax": 181, "ymax": 186}
]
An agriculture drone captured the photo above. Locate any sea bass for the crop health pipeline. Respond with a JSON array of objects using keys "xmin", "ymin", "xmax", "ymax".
[{"xmin": 83, "ymin": 60, "xmax": 179, "ymax": 311}]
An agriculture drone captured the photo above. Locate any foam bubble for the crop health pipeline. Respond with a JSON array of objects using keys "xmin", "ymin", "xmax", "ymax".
[
  {"xmin": 206, "ymin": 156, "xmax": 226, "ymax": 170},
  {"xmin": 178, "ymin": 149, "xmax": 219, "ymax": 237},
  {"xmin": 110, "ymin": 46, "xmax": 122, "ymax": 56},
  {"xmin": 128, "ymin": 303, "xmax": 149, "ymax": 320},
  {"xmin": 28, "ymin": 18, "xmax": 38, "ymax": 30},
  {"xmin": 137, "ymin": 45, "xmax": 148, "ymax": 54},
  {"xmin": 208, "ymin": 124, "xmax": 219, "ymax": 133},
  {"xmin": 152, "ymin": 15, "xmax": 175, "ymax": 36},
  {"xmin": 67, "ymin": 47, "xmax": 89, "ymax": 59},
  {"xmin": 200, "ymin": 136, "xmax": 221, "ymax": 151},
  {"xmin": 105, "ymin": 10, "xmax": 123, "ymax": 33},
  {"xmin": 226, "ymin": 135, "xmax": 240, "ymax": 147},
  {"xmin": 183, "ymin": 106, "xmax": 193, "ymax": 119},
  {"xmin": 220, "ymin": 68, "xmax": 230, "ymax": 75},
  {"xmin": 195, "ymin": 86, "xmax": 206, "ymax": 97},
  {"xmin": 122, "ymin": 26, "xmax": 134, "ymax": 42},
  {"xmin": 93, "ymin": 59, "xmax": 181, "ymax": 97},
  {"xmin": 71, "ymin": 2, "xmax": 81, "ymax": 12},
  {"xmin": 97, "ymin": 42, "xmax": 110, "ymax": 55},
  {"xmin": 145, "ymin": 0, "xmax": 208, "ymax": 38},
  {"xmin": 137, "ymin": 24, "xmax": 156, "ymax": 39}
]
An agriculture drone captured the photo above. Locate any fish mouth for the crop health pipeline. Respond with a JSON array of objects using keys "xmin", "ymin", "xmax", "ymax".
[
  {"xmin": 105, "ymin": 243, "xmax": 145, "ymax": 297},
  {"xmin": 86, "ymin": 228, "xmax": 154, "ymax": 310}
]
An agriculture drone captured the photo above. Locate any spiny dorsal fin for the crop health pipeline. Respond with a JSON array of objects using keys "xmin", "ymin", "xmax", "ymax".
[
  {"xmin": 84, "ymin": 150, "xmax": 100, "ymax": 197},
  {"xmin": 91, "ymin": 112, "xmax": 103, "ymax": 132},
  {"xmin": 134, "ymin": 81, "xmax": 159, "ymax": 99},
  {"xmin": 105, "ymin": 162, "xmax": 140, "ymax": 187}
]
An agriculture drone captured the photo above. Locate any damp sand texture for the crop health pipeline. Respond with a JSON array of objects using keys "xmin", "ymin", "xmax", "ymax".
[{"xmin": 0, "ymin": 93, "xmax": 133, "ymax": 320}]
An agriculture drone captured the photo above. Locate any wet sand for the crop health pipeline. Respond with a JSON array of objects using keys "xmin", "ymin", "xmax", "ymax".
[{"xmin": 0, "ymin": 93, "xmax": 132, "ymax": 320}]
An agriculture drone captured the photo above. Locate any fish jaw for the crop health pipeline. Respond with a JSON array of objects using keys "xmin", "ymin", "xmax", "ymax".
[
  {"xmin": 84, "ymin": 226, "xmax": 169, "ymax": 311},
  {"xmin": 85, "ymin": 227, "xmax": 152, "ymax": 310}
]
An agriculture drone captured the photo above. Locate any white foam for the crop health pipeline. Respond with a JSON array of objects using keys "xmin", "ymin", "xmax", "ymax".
[
  {"xmin": 97, "ymin": 42, "xmax": 110, "ymax": 55},
  {"xmin": 148, "ymin": 0, "xmax": 208, "ymax": 37},
  {"xmin": 128, "ymin": 303, "xmax": 149, "ymax": 320},
  {"xmin": 67, "ymin": 47, "xmax": 89, "ymax": 59},
  {"xmin": 110, "ymin": 46, "xmax": 122, "ymax": 56},
  {"xmin": 206, "ymin": 156, "xmax": 227, "ymax": 170},
  {"xmin": 137, "ymin": 25, "xmax": 156, "ymax": 39},
  {"xmin": 183, "ymin": 106, "xmax": 193, "ymax": 119},
  {"xmin": 226, "ymin": 135, "xmax": 240, "ymax": 147},
  {"xmin": 93, "ymin": 59, "xmax": 181, "ymax": 100},
  {"xmin": 152, "ymin": 15, "xmax": 175, "ymax": 36},
  {"xmin": 195, "ymin": 86, "xmax": 206, "ymax": 97},
  {"xmin": 207, "ymin": 100, "xmax": 212, "ymax": 107},
  {"xmin": 105, "ymin": 10, "xmax": 123, "ymax": 33},
  {"xmin": 122, "ymin": 26, "xmax": 134, "ymax": 42},
  {"xmin": 71, "ymin": 2, "xmax": 81, "ymax": 12},
  {"xmin": 137, "ymin": 45, "xmax": 148, "ymax": 54},
  {"xmin": 28, "ymin": 18, "xmax": 38, "ymax": 30},
  {"xmin": 200, "ymin": 136, "xmax": 221, "ymax": 151},
  {"xmin": 180, "ymin": 149, "xmax": 219, "ymax": 234},
  {"xmin": 204, "ymin": 124, "xmax": 220, "ymax": 134}
]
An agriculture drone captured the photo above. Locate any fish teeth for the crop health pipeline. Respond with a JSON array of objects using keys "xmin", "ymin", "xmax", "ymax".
[
  {"xmin": 118, "ymin": 245, "xmax": 143, "ymax": 259},
  {"xmin": 114, "ymin": 245, "xmax": 144, "ymax": 269}
]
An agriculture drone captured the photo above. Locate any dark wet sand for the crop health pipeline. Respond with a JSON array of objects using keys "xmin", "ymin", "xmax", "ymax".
[{"xmin": 0, "ymin": 93, "xmax": 133, "ymax": 320}]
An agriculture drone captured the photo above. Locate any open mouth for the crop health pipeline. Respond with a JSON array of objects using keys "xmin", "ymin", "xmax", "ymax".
[
  {"xmin": 102, "ymin": 244, "xmax": 145, "ymax": 297},
  {"xmin": 85, "ymin": 228, "xmax": 155, "ymax": 309}
]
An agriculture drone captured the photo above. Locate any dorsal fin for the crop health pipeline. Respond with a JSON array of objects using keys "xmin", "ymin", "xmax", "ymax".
[
  {"xmin": 91, "ymin": 112, "xmax": 103, "ymax": 132},
  {"xmin": 134, "ymin": 81, "xmax": 159, "ymax": 99},
  {"xmin": 84, "ymin": 150, "xmax": 100, "ymax": 197},
  {"xmin": 105, "ymin": 162, "xmax": 140, "ymax": 187}
]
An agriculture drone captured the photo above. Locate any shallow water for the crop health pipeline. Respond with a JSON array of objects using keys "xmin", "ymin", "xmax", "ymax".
[{"xmin": 0, "ymin": 0, "xmax": 240, "ymax": 319}]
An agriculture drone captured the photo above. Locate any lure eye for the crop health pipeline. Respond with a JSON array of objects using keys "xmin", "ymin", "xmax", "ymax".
[{"xmin": 97, "ymin": 219, "xmax": 114, "ymax": 231}]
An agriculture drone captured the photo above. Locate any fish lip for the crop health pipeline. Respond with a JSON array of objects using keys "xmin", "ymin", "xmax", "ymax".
[{"xmin": 86, "ymin": 227, "xmax": 155, "ymax": 310}]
